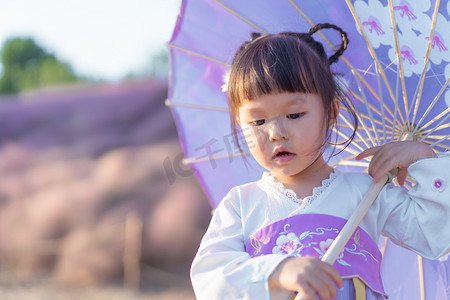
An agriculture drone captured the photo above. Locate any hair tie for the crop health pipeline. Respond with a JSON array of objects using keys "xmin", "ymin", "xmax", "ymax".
[
  {"xmin": 307, "ymin": 23, "xmax": 349, "ymax": 65},
  {"xmin": 250, "ymin": 32, "xmax": 262, "ymax": 41}
]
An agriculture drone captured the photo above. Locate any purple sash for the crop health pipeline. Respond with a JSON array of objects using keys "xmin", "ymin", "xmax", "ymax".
[{"xmin": 245, "ymin": 214, "xmax": 387, "ymax": 297}]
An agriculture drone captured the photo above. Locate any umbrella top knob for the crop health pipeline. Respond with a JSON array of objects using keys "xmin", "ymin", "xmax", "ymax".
[{"xmin": 395, "ymin": 123, "xmax": 424, "ymax": 142}]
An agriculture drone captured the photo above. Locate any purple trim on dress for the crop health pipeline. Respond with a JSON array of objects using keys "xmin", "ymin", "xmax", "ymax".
[{"xmin": 245, "ymin": 214, "xmax": 387, "ymax": 297}]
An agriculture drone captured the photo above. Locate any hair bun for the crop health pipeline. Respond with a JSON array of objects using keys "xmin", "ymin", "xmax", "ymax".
[{"xmin": 307, "ymin": 23, "xmax": 349, "ymax": 65}]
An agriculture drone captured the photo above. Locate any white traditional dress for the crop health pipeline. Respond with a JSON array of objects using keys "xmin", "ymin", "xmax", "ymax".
[{"xmin": 191, "ymin": 157, "xmax": 450, "ymax": 299}]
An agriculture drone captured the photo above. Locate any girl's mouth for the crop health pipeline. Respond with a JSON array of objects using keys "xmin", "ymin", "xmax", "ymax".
[{"xmin": 273, "ymin": 151, "xmax": 295, "ymax": 162}]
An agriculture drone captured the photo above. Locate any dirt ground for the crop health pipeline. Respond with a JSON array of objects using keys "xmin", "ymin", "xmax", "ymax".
[{"xmin": 0, "ymin": 266, "xmax": 195, "ymax": 300}]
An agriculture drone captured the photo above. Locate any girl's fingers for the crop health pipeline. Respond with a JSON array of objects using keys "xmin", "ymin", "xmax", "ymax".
[
  {"xmin": 370, "ymin": 155, "xmax": 391, "ymax": 181},
  {"xmin": 306, "ymin": 273, "xmax": 333, "ymax": 300},
  {"xmin": 372, "ymin": 161, "xmax": 395, "ymax": 182},
  {"xmin": 273, "ymin": 257, "xmax": 342, "ymax": 299},
  {"xmin": 367, "ymin": 148, "xmax": 399, "ymax": 182},
  {"xmin": 397, "ymin": 168, "xmax": 408, "ymax": 186},
  {"xmin": 322, "ymin": 263, "xmax": 343, "ymax": 288},
  {"xmin": 296, "ymin": 282, "xmax": 319, "ymax": 300},
  {"xmin": 367, "ymin": 151, "xmax": 385, "ymax": 180},
  {"xmin": 355, "ymin": 146, "xmax": 381, "ymax": 160},
  {"xmin": 359, "ymin": 141, "xmax": 434, "ymax": 183},
  {"xmin": 294, "ymin": 263, "xmax": 340, "ymax": 300},
  {"xmin": 309, "ymin": 262, "xmax": 342, "ymax": 299},
  {"xmin": 304, "ymin": 280, "xmax": 329, "ymax": 300}
]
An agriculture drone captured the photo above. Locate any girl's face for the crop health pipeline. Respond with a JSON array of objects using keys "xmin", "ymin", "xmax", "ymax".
[{"xmin": 238, "ymin": 92, "xmax": 329, "ymax": 181}]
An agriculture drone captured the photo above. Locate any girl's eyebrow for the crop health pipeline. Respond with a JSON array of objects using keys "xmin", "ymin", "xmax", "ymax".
[
  {"xmin": 244, "ymin": 94, "xmax": 309, "ymax": 113},
  {"xmin": 283, "ymin": 96, "xmax": 308, "ymax": 108},
  {"xmin": 245, "ymin": 106, "xmax": 265, "ymax": 115}
]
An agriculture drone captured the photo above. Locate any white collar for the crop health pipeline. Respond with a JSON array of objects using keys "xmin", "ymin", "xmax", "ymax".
[{"xmin": 261, "ymin": 171, "xmax": 338, "ymax": 210}]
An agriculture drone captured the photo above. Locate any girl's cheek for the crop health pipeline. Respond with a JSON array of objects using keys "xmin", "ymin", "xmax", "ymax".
[
  {"xmin": 239, "ymin": 126, "xmax": 266, "ymax": 151},
  {"xmin": 250, "ymin": 127, "xmax": 270, "ymax": 150}
]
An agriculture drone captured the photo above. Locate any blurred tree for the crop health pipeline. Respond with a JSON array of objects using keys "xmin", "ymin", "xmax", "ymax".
[
  {"xmin": 0, "ymin": 37, "xmax": 80, "ymax": 95},
  {"xmin": 124, "ymin": 48, "xmax": 169, "ymax": 80},
  {"xmin": 150, "ymin": 49, "xmax": 169, "ymax": 77},
  {"xmin": 145, "ymin": 48, "xmax": 169, "ymax": 78}
]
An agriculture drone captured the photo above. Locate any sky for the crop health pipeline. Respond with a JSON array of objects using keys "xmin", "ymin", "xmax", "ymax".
[{"xmin": 0, "ymin": 0, "xmax": 182, "ymax": 81}]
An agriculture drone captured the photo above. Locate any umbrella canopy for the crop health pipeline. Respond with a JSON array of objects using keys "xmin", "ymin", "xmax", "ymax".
[{"xmin": 167, "ymin": 0, "xmax": 450, "ymax": 299}]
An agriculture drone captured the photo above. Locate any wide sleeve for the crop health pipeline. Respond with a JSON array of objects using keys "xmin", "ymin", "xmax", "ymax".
[
  {"xmin": 190, "ymin": 189, "xmax": 288, "ymax": 299},
  {"xmin": 380, "ymin": 157, "xmax": 450, "ymax": 259}
]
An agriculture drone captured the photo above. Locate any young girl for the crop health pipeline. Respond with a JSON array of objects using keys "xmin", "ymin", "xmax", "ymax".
[{"xmin": 190, "ymin": 23, "xmax": 450, "ymax": 300}]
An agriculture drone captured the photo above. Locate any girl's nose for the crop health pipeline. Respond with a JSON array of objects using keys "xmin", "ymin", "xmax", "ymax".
[{"xmin": 268, "ymin": 119, "xmax": 288, "ymax": 142}]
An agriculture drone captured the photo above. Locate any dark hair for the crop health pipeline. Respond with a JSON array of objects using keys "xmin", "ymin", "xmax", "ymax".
[{"xmin": 227, "ymin": 23, "xmax": 358, "ymax": 158}]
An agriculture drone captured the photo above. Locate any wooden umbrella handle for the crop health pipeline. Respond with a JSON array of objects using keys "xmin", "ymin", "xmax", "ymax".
[{"xmin": 292, "ymin": 172, "xmax": 393, "ymax": 300}]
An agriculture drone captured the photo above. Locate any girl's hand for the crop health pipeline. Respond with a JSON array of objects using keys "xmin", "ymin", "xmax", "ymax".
[
  {"xmin": 269, "ymin": 256, "xmax": 343, "ymax": 300},
  {"xmin": 355, "ymin": 141, "xmax": 437, "ymax": 185}
]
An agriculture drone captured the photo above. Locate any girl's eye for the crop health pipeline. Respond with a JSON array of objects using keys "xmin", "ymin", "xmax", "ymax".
[
  {"xmin": 287, "ymin": 113, "xmax": 302, "ymax": 119},
  {"xmin": 251, "ymin": 119, "xmax": 265, "ymax": 126}
]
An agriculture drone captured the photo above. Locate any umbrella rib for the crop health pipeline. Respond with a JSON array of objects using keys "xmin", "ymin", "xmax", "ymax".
[
  {"xmin": 332, "ymin": 127, "xmax": 367, "ymax": 155},
  {"xmin": 412, "ymin": 78, "xmax": 450, "ymax": 135},
  {"xmin": 213, "ymin": 0, "xmax": 268, "ymax": 34},
  {"xmin": 420, "ymin": 107, "xmax": 450, "ymax": 132},
  {"xmin": 361, "ymin": 63, "xmax": 377, "ymax": 76},
  {"xmin": 329, "ymin": 144, "xmax": 371, "ymax": 165},
  {"xmin": 425, "ymin": 134, "xmax": 450, "ymax": 140},
  {"xmin": 347, "ymin": 91, "xmax": 394, "ymax": 126},
  {"xmin": 332, "ymin": 142, "xmax": 365, "ymax": 157},
  {"xmin": 361, "ymin": 117, "xmax": 393, "ymax": 130},
  {"xmin": 339, "ymin": 119, "xmax": 393, "ymax": 133},
  {"xmin": 422, "ymin": 123, "xmax": 450, "ymax": 134},
  {"xmin": 389, "ymin": 8, "xmax": 404, "ymax": 143},
  {"xmin": 374, "ymin": 62, "xmax": 387, "ymax": 142},
  {"xmin": 383, "ymin": 57, "xmax": 401, "ymax": 74},
  {"xmin": 165, "ymin": 100, "xmax": 230, "ymax": 112},
  {"xmin": 167, "ymin": 43, "xmax": 230, "ymax": 66},
  {"xmin": 391, "ymin": 62, "xmax": 400, "ymax": 142},
  {"xmin": 388, "ymin": 0, "xmax": 409, "ymax": 118},
  {"xmin": 329, "ymin": 154, "xmax": 361, "ymax": 163},
  {"xmin": 287, "ymin": 0, "xmax": 402, "ymax": 124},
  {"xmin": 352, "ymin": 69, "xmax": 379, "ymax": 146},
  {"xmin": 369, "ymin": 128, "xmax": 394, "ymax": 135},
  {"xmin": 334, "ymin": 140, "xmax": 367, "ymax": 158},
  {"xmin": 410, "ymin": 0, "xmax": 441, "ymax": 126},
  {"xmin": 345, "ymin": 0, "xmax": 398, "ymax": 117},
  {"xmin": 403, "ymin": 181, "xmax": 413, "ymax": 190},
  {"xmin": 428, "ymin": 134, "xmax": 450, "ymax": 148},
  {"xmin": 338, "ymin": 114, "xmax": 371, "ymax": 149},
  {"xmin": 332, "ymin": 128, "xmax": 361, "ymax": 150},
  {"xmin": 426, "ymin": 64, "xmax": 446, "ymax": 85},
  {"xmin": 427, "ymin": 143, "xmax": 450, "ymax": 151}
]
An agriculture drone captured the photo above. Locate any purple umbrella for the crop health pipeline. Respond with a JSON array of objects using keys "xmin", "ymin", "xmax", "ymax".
[{"xmin": 167, "ymin": 0, "xmax": 450, "ymax": 299}]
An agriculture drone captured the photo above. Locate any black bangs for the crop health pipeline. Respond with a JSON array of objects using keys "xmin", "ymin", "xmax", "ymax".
[{"xmin": 229, "ymin": 34, "xmax": 335, "ymax": 106}]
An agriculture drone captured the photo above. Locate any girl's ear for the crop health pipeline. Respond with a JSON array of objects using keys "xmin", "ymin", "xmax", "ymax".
[{"xmin": 331, "ymin": 99, "xmax": 340, "ymax": 122}]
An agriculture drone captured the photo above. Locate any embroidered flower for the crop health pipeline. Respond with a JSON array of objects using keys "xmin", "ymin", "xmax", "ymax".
[
  {"xmin": 432, "ymin": 177, "xmax": 446, "ymax": 192},
  {"xmin": 313, "ymin": 238, "xmax": 350, "ymax": 266},
  {"xmin": 319, "ymin": 239, "xmax": 343, "ymax": 258},
  {"xmin": 272, "ymin": 233, "xmax": 302, "ymax": 255}
]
